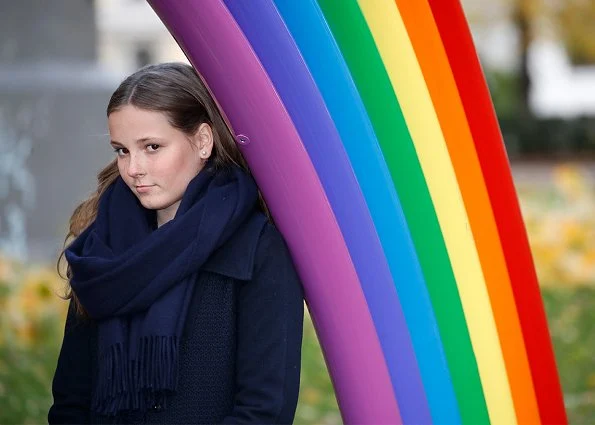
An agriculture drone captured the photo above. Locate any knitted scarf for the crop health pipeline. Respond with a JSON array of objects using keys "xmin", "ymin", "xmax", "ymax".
[{"xmin": 65, "ymin": 166, "xmax": 258, "ymax": 416}]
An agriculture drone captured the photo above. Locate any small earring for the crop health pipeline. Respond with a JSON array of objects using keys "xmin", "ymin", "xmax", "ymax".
[{"xmin": 201, "ymin": 150, "xmax": 207, "ymax": 156}]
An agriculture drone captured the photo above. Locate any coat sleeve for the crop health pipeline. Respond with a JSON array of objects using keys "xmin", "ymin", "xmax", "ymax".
[
  {"xmin": 48, "ymin": 300, "xmax": 94, "ymax": 424},
  {"xmin": 222, "ymin": 223, "xmax": 305, "ymax": 424}
]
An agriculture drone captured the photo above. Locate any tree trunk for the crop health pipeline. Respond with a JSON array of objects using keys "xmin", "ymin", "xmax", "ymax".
[{"xmin": 513, "ymin": 0, "xmax": 533, "ymax": 119}]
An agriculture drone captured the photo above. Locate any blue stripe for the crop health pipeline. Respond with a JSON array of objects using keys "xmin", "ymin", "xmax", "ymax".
[
  {"xmin": 273, "ymin": 0, "xmax": 461, "ymax": 423},
  {"xmin": 223, "ymin": 1, "xmax": 433, "ymax": 423}
]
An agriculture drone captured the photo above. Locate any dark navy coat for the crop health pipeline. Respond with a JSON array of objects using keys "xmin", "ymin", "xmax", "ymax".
[{"xmin": 48, "ymin": 218, "xmax": 305, "ymax": 424}]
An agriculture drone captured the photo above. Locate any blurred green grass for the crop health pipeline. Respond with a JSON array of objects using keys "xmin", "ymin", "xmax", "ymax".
[
  {"xmin": 542, "ymin": 287, "xmax": 595, "ymax": 425},
  {"xmin": 294, "ymin": 286, "xmax": 595, "ymax": 424}
]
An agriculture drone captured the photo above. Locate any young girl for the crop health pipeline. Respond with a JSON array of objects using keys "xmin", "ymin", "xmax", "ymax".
[{"xmin": 48, "ymin": 62, "xmax": 305, "ymax": 424}]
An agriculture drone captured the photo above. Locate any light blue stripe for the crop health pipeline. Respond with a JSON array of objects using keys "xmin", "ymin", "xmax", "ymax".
[
  {"xmin": 273, "ymin": 0, "xmax": 461, "ymax": 422},
  {"xmin": 224, "ymin": 1, "xmax": 432, "ymax": 422}
]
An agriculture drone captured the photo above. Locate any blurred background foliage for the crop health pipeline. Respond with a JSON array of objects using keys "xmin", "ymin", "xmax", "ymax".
[
  {"xmin": 481, "ymin": 0, "xmax": 595, "ymax": 160},
  {"xmin": 0, "ymin": 262, "xmax": 67, "ymax": 424},
  {"xmin": 551, "ymin": 0, "xmax": 595, "ymax": 66}
]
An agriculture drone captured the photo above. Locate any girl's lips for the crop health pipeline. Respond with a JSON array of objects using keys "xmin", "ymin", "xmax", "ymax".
[{"xmin": 135, "ymin": 185, "xmax": 155, "ymax": 194}]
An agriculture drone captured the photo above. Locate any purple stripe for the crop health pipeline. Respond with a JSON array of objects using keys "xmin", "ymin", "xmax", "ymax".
[
  {"xmin": 147, "ymin": 0, "xmax": 401, "ymax": 423},
  {"xmin": 224, "ymin": 1, "xmax": 429, "ymax": 422}
]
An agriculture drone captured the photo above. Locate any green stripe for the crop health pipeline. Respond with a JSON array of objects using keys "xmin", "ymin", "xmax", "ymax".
[{"xmin": 316, "ymin": 1, "xmax": 490, "ymax": 423}]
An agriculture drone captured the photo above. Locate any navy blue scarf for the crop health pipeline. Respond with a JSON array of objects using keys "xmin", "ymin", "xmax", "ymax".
[{"xmin": 65, "ymin": 166, "xmax": 258, "ymax": 416}]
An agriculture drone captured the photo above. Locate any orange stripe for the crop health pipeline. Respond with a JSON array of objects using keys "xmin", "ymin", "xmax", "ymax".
[{"xmin": 394, "ymin": 0, "xmax": 541, "ymax": 423}]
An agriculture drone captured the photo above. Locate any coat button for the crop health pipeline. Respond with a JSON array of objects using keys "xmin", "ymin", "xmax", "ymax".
[{"xmin": 152, "ymin": 403, "xmax": 162, "ymax": 411}]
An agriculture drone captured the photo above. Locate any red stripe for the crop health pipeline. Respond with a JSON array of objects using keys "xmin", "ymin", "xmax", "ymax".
[{"xmin": 426, "ymin": 0, "xmax": 567, "ymax": 423}]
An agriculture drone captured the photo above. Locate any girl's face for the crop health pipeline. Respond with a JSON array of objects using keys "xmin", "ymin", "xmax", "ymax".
[{"xmin": 108, "ymin": 105, "xmax": 213, "ymax": 226}]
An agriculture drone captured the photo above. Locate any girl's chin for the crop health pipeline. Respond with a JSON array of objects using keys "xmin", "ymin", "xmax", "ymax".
[
  {"xmin": 139, "ymin": 198, "xmax": 179, "ymax": 213},
  {"xmin": 137, "ymin": 197, "xmax": 165, "ymax": 211}
]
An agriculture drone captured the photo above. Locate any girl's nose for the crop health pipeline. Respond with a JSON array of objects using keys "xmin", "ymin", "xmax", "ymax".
[{"xmin": 127, "ymin": 154, "xmax": 146, "ymax": 178}]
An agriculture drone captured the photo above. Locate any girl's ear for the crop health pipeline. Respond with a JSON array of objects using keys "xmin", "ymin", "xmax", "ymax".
[{"xmin": 194, "ymin": 123, "xmax": 214, "ymax": 160}]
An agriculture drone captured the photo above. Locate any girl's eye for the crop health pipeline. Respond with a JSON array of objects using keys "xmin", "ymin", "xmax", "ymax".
[
  {"xmin": 147, "ymin": 144, "xmax": 160, "ymax": 152},
  {"xmin": 113, "ymin": 147, "xmax": 128, "ymax": 156}
]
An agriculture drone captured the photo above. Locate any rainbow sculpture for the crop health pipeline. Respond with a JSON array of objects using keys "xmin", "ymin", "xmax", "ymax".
[{"xmin": 147, "ymin": 0, "xmax": 567, "ymax": 423}]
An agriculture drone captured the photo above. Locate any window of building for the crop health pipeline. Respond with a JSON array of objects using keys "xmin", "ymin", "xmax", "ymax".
[{"xmin": 135, "ymin": 45, "xmax": 153, "ymax": 68}]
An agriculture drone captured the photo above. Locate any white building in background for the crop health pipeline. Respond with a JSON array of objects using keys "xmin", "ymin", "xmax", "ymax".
[
  {"xmin": 462, "ymin": 0, "xmax": 595, "ymax": 119},
  {"xmin": 528, "ymin": 40, "xmax": 595, "ymax": 119},
  {"xmin": 95, "ymin": 0, "xmax": 187, "ymax": 77},
  {"xmin": 95, "ymin": 0, "xmax": 595, "ymax": 118}
]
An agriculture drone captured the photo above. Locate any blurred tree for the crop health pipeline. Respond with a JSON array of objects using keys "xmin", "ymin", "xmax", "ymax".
[
  {"xmin": 551, "ymin": 0, "xmax": 595, "ymax": 65},
  {"xmin": 505, "ymin": 0, "xmax": 595, "ymax": 117},
  {"xmin": 510, "ymin": 0, "xmax": 542, "ymax": 119}
]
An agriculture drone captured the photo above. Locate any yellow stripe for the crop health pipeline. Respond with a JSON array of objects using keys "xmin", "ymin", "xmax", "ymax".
[{"xmin": 357, "ymin": 1, "xmax": 517, "ymax": 423}]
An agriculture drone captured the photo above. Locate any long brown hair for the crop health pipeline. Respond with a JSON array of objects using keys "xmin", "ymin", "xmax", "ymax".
[{"xmin": 58, "ymin": 62, "xmax": 268, "ymax": 315}]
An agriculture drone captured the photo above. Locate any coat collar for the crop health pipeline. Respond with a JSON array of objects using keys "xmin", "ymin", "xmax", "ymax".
[{"xmin": 201, "ymin": 211, "xmax": 268, "ymax": 281}]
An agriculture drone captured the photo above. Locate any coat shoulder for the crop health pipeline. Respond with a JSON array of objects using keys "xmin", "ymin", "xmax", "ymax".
[
  {"xmin": 201, "ymin": 211, "xmax": 268, "ymax": 280},
  {"xmin": 253, "ymin": 221, "xmax": 294, "ymax": 274}
]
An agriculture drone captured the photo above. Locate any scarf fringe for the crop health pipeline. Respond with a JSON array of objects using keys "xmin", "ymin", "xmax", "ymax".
[{"xmin": 92, "ymin": 336, "xmax": 179, "ymax": 416}]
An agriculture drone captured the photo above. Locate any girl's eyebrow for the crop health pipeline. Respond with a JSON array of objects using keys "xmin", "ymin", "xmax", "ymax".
[{"xmin": 110, "ymin": 137, "xmax": 161, "ymax": 147}]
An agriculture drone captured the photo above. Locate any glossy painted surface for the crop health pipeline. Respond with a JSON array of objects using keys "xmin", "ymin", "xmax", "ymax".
[
  {"xmin": 316, "ymin": 0, "xmax": 488, "ymax": 423},
  {"xmin": 147, "ymin": 0, "xmax": 401, "ymax": 422},
  {"xmin": 224, "ymin": 1, "xmax": 427, "ymax": 422},
  {"xmin": 272, "ymin": 0, "xmax": 459, "ymax": 423},
  {"xmin": 428, "ymin": 0, "xmax": 567, "ymax": 423}
]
